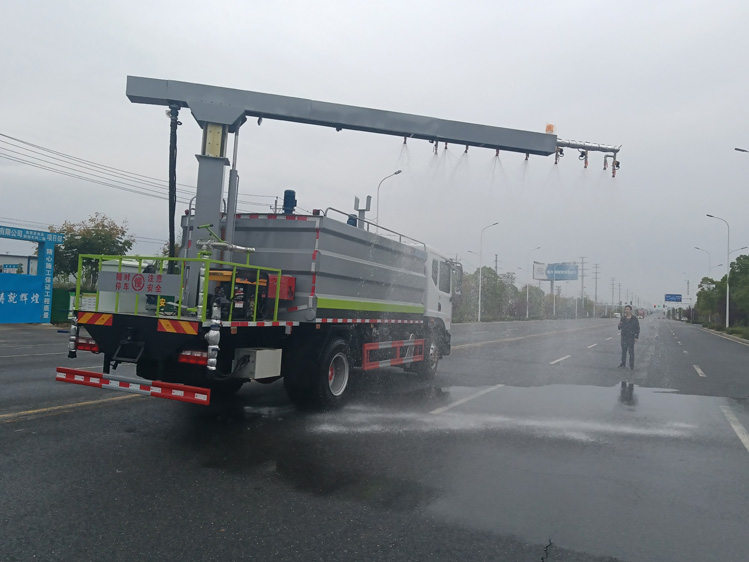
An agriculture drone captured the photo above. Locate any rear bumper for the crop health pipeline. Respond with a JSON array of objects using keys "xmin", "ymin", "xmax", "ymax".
[{"xmin": 56, "ymin": 367, "xmax": 211, "ymax": 405}]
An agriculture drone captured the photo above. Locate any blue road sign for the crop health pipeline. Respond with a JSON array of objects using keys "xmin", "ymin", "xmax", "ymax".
[
  {"xmin": 546, "ymin": 263, "xmax": 579, "ymax": 281},
  {"xmin": 665, "ymin": 293, "xmax": 682, "ymax": 302}
]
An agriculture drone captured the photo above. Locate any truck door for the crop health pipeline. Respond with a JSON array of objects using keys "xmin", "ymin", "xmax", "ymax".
[{"xmin": 425, "ymin": 257, "xmax": 453, "ymax": 329}]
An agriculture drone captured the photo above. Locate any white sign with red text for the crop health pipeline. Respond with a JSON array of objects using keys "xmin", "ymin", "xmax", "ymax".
[{"xmin": 98, "ymin": 271, "xmax": 181, "ymax": 296}]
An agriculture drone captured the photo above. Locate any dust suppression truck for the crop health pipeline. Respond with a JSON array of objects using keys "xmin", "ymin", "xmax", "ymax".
[{"xmin": 58, "ymin": 200, "xmax": 461, "ymax": 408}]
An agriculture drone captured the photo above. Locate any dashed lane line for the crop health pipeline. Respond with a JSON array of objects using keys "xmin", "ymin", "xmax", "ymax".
[
  {"xmin": 550, "ymin": 355, "xmax": 571, "ymax": 365},
  {"xmin": 430, "ymin": 384, "xmax": 505, "ymax": 415},
  {"xmin": 587, "ymin": 343, "xmax": 598, "ymax": 349},
  {"xmin": 693, "ymin": 365, "xmax": 707, "ymax": 378},
  {"xmin": 720, "ymin": 405, "xmax": 749, "ymax": 454},
  {"xmin": 605, "ymin": 337, "xmax": 612, "ymax": 341}
]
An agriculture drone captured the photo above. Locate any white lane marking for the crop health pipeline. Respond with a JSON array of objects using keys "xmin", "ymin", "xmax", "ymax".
[
  {"xmin": 473, "ymin": 330, "xmax": 489, "ymax": 334},
  {"xmin": 683, "ymin": 350, "xmax": 688, "ymax": 354},
  {"xmin": 550, "ymin": 355, "xmax": 571, "ymax": 365},
  {"xmin": 0, "ymin": 352, "xmax": 67, "ymax": 359},
  {"xmin": 678, "ymin": 341, "xmax": 682, "ymax": 345},
  {"xmin": 605, "ymin": 337, "xmax": 612, "ymax": 341},
  {"xmin": 430, "ymin": 384, "xmax": 505, "ymax": 415},
  {"xmin": 701, "ymin": 328, "xmax": 749, "ymax": 348},
  {"xmin": 693, "ymin": 365, "xmax": 707, "ymax": 378},
  {"xmin": 587, "ymin": 343, "xmax": 598, "ymax": 348},
  {"xmin": 720, "ymin": 406, "xmax": 749, "ymax": 454}
]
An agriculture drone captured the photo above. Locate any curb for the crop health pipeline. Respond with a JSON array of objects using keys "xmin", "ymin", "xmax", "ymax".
[{"xmin": 700, "ymin": 327, "xmax": 749, "ymax": 346}]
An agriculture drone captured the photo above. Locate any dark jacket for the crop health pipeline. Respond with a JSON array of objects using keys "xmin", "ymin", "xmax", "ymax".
[{"xmin": 618, "ymin": 315, "xmax": 640, "ymax": 340}]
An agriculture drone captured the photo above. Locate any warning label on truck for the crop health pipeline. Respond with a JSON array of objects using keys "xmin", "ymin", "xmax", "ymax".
[{"xmin": 98, "ymin": 271, "xmax": 181, "ymax": 296}]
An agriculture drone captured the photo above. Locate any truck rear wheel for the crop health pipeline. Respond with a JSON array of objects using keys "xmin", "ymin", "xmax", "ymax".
[{"xmin": 287, "ymin": 338, "xmax": 351, "ymax": 410}]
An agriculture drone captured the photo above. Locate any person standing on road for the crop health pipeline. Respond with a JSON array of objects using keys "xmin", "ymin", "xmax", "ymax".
[{"xmin": 618, "ymin": 305, "xmax": 640, "ymax": 369}]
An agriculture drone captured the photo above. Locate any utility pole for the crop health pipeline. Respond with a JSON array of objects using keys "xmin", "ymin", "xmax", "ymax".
[
  {"xmin": 579, "ymin": 257, "xmax": 586, "ymax": 318},
  {"xmin": 495, "ymin": 254, "xmax": 498, "ymax": 275},
  {"xmin": 618, "ymin": 283, "xmax": 622, "ymax": 314},
  {"xmin": 611, "ymin": 277, "xmax": 615, "ymax": 317},
  {"xmin": 593, "ymin": 264, "xmax": 600, "ymax": 318}
]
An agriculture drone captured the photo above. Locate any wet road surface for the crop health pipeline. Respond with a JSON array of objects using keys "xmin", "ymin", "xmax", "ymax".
[{"xmin": 2, "ymin": 318, "xmax": 748, "ymax": 561}]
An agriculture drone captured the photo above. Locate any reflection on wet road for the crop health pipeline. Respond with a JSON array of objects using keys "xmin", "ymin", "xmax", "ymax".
[{"xmin": 2, "ymin": 319, "xmax": 749, "ymax": 562}]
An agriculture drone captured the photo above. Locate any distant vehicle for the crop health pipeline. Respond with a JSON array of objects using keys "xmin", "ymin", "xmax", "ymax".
[
  {"xmin": 637, "ymin": 309, "xmax": 645, "ymax": 319},
  {"xmin": 681, "ymin": 317, "xmax": 688, "ymax": 322},
  {"xmin": 613, "ymin": 312, "xmax": 621, "ymax": 318}
]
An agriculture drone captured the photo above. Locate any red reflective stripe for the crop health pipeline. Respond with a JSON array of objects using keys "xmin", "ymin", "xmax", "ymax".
[{"xmin": 56, "ymin": 368, "xmax": 211, "ymax": 405}]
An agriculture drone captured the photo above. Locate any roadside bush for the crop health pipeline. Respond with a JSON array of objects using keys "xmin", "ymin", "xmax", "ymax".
[{"xmin": 726, "ymin": 326, "xmax": 749, "ymax": 339}]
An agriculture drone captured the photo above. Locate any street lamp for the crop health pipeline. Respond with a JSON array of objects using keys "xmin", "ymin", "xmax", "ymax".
[
  {"xmin": 526, "ymin": 246, "xmax": 541, "ymax": 319},
  {"xmin": 375, "ymin": 170, "xmax": 402, "ymax": 231},
  {"xmin": 694, "ymin": 246, "xmax": 711, "ymax": 278},
  {"xmin": 735, "ymin": 147, "xmax": 749, "ymax": 153},
  {"xmin": 478, "ymin": 222, "xmax": 499, "ymax": 322},
  {"xmin": 730, "ymin": 245, "xmax": 748, "ymax": 256},
  {"xmin": 706, "ymin": 214, "xmax": 730, "ymax": 328}
]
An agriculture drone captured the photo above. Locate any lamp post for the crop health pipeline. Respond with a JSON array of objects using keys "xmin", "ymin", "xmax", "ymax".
[
  {"xmin": 694, "ymin": 246, "xmax": 711, "ymax": 280},
  {"xmin": 706, "ymin": 214, "xmax": 730, "ymax": 328},
  {"xmin": 526, "ymin": 246, "xmax": 541, "ymax": 319},
  {"xmin": 375, "ymin": 170, "xmax": 402, "ymax": 231},
  {"xmin": 478, "ymin": 222, "xmax": 499, "ymax": 322}
]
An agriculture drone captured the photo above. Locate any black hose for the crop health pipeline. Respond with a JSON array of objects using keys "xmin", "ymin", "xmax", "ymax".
[{"xmin": 167, "ymin": 105, "xmax": 181, "ymax": 273}]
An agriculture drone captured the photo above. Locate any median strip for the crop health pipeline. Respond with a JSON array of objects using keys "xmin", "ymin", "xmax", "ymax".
[
  {"xmin": 0, "ymin": 352, "xmax": 67, "ymax": 359},
  {"xmin": 0, "ymin": 395, "xmax": 141, "ymax": 423}
]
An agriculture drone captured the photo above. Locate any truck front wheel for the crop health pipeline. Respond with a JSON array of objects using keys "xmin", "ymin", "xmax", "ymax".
[{"xmin": 414, "ymin": 334, "xmax": 440, "ymax": 379}]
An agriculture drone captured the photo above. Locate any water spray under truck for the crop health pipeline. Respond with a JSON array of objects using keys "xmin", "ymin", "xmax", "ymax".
[{"xmin": 57, "ymin": 76, "xmax": 620, "ymax": 408}]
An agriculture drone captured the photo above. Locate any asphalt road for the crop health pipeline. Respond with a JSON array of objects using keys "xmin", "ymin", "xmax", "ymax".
[{"xmin": 1, "ymin": 317, "xmax": 748, "ymax": 562}]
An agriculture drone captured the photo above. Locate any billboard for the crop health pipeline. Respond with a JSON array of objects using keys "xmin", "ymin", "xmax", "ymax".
[
  {"xmin": 0, "ymin": 274, "xmax": 45, "ymax": 323},
  {"xmin": 0, "ymin": 224, "xmax": 64, "ymax": 324},
  {"xmin": 533, "ymin": 262, "xmax": 579, "ymax": 281},
  {"xmin": 664, "ymin": 293, "xmax": 682, "ymax": 302}
]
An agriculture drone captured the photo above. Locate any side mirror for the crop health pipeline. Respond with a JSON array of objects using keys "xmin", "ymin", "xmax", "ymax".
[{"xmin": 452, "ymin": 263, "xmax": 463, "ymax": 297}]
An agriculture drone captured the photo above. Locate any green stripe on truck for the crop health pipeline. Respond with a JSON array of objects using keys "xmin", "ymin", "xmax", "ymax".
[{"xmin": 316, "ymin": 297, "xmax": 425, "ymax": 314}]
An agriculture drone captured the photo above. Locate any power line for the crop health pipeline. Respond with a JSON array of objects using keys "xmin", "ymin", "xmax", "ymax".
[
  {"xmin": 0, "ymin": 132, "xmax": 275, "ymax": 209},
  {"xmin": 0, "ymin": 215, "xmax": 166, "ymax": 245},
  {"xmin": 0, "ymin": 146, "xmax": 194, "ymax": 201},
  {"xmin": 0, "ymin": 152, "xmax": 190, "ymax": 203},
  {"xmin": 0, "ymin": 133, "xmax": 198, "ymax": 190}
]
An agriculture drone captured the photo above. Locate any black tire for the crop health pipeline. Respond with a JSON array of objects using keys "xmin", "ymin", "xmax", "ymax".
[
  {"xmin": 292, "ymin": 338, "xmax": 351, "ymax": 410},
  {"xmin": 414, "ymin": 334, "xmax": 440, "ymax": 379}
]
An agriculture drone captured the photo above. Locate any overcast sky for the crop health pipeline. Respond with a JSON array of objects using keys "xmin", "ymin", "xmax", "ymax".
[{"xmin": 2, "ymin": 0, "xmax": 747, "ymax": 306}]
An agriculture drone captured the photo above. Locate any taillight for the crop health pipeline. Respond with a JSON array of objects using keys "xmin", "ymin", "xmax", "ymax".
[
  {"xmin": 178, "ymin": 350, "xmax": 208, "ymax": 365},
  {"xmin": 76, "ymin": 336, "xmax": 100, "ymax": 353}
]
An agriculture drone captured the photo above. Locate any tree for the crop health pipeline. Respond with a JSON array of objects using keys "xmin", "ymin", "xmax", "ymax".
[
  {"xmin": 50, "ymin": 213, "xmax": 134, "ymax": 288},
  {"xmin": 161, "ymin": 242, "xmax": 182, "ymax": 257}
]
